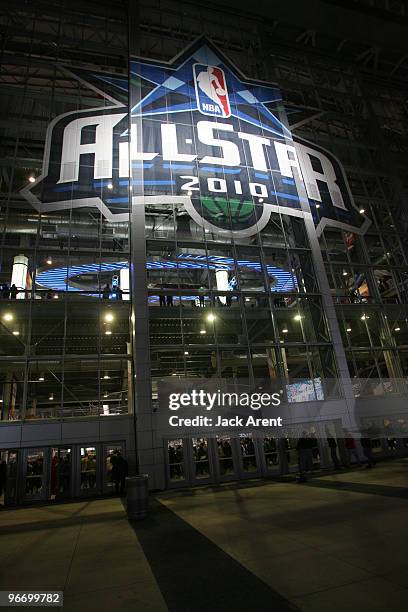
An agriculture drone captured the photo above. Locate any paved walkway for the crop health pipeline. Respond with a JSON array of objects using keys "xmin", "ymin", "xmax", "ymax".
[
  {"xmin": 0, "ymin": 498, "xmax": 167, "ymax": 611},
  {"xmin": 2, "ymin": 459, "xmax": 408, "ymax": 611}
]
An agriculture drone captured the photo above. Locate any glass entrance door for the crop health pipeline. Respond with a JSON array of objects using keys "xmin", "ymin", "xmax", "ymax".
[
  {"xmin": 238, "ymin": 434, "xmax": 260, "ymax": 477},
  {"xmin": 191, "ymin": 437, "xmax": 212, "ymax": 483},
  {"xmin": 103, "ymin": 443, "xmax": 125, "ymax": 494},
  {"xmin": 262, "ymin": 437, "xmax": 280, "ymax": 474},
  {"xmin": 50, "ymin": 447, "xmax": 72, "ymax": 500},
  {"xmin": 215, "ymin": 435, "xmax": 236, "ymax": 481},
  {"xmin": 167, "ymin": 439, "xmax": 186, "ymax": 486},
  {"xmin": 79, "ymin": 446, "xmax": 99, "ymax": 495},
  {"xmin": 283, "ymin": 435, "xmax": 299, "ymax": 473},
  {"xmin": 0, "ymin": 450, "xmax": 19, "ymax": 506},
  {"xmin": 23, "ymin": 448, "xmax": 47, "ymax": 502}
]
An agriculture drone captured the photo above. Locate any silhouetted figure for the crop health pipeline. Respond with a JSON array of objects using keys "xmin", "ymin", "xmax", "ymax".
[
  {"xmin": 111, "ymin": 451, "xmax": 128, "ymax": 495},
  {"xmin": 159, "ymin": 294, "xmax": 166, "ymax": 307},
  {"xmin": 166, "ymin": 294, "xmax": 173, "ymax": 306},
  {"xmin": 10, "ymin": 284, "xmax": 18, "ymax": 299},
  {"xmin": 296, "ymin": 432, "xmax": 313, "ymax": 477},
  {"xmin": 326, "ymin": 428, "xmax": 341, "ymax": 469},
  {"xmin": 58, "ymin": 457, "xmax": 70, "ymax": 496}
]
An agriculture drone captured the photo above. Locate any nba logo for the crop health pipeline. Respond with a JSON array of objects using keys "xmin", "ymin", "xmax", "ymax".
[{"xmin": 193, "ymin": 64, "xmax": 231, "ymax": 118}]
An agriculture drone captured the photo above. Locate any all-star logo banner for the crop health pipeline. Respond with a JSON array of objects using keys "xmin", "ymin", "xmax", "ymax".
[{"xmin": 21, "ymin": 38, "xmax": 369, "ymax": 237}]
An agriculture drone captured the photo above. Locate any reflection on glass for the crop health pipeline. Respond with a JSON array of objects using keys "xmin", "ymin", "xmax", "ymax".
[
  {"xmin": 192, "ymin": 437, "xmax": 210, "ymax": 479},
  {"xmin": 80, "ymin": 447, "xmax": 97, "ymax": 490},
  {"xmin": 168, "ymin": 439, "xmax": 185, "ymax": 481},
  {"xmin": 25, "ymin": 450, "xmax": 44, "ymax": 496}
]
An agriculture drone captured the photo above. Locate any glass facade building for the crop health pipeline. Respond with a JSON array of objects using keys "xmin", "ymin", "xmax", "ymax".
[{"xmin": 1, "ymin": 0, "xmax": 408, "ymax": 503}]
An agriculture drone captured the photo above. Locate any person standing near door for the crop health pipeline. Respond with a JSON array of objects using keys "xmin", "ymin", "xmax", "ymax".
[
  {"xmin": 111, "ymin": 451, "xmax": 128, "ymax": 495},
  {"xmin": 296, "ymin": 432, "xmax": 313, "ymax": 477},
  {"xmin": 326, "ymin": 427, "xmax": 341, "ymax": 469}
]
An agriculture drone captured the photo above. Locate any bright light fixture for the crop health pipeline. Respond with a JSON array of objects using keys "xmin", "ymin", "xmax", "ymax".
[
  {"xmin": 359, "ymin": 208, "xmax": 365, "ymax": 214},
  {"xmin": 105, "ymin": 330, "xmax": 112, "ymax": 335},
  {"xmin": 206, "ymin": 313, "xmax": 216, "ymax": 322},
  {"xmin": 346, "ymin": 327, "xmax": 352, "ymax": 332},
  {"xmin": 28, "ymin": 176, "xmax": 36, "ymax": 183},
  {"xmin": 394, "ymin": 327, "xmax": 401, "ymax": 331},
  {"xmin": 38, "ymin": 375, "xmax": 44, "ymax": 381},
  {"xmin": 294, "ymin": 314, "xmax": 302, "ymax": 321},
  {"xmin": 342, "ymin": 271, "xmax": 348, "ymax": 276},
  {"xmin": 3, "ymin": 313, "xmax": 13, "ymax": 321},
  {"xmin": 49, "ymin": 393, "xmax": 54, "ymax": 401},
  {"xmin": 200, "ymin": 329, "xmax": 206, "ymax": 335},
  {"xmin": 104, "ymin": 313, "xmax": 114, "ymax": 322},
  {"xmin": 316, "ymin": 204, "xmax": 320, "ymax": 209},
  {"xmin": 184, "ymin": 351, "xmax": 189, "ymax": 355},
  {"xmin": 46, "ymin": 257, "xmax": 52, "ymax": 265},
  {"xmin": 103, "ymin": 375, "xmax": 110, "ymax": 379},
  {"xmin": 282, "ymin": 328, "xmax": 288, "ymax": 334},
  {"xmin": 12, "ymin": 330, "xmax": 19, "ymax": 336},
  {"xmin": 107, "ymin": 183, "xmax": 113, "ymax": 189}
]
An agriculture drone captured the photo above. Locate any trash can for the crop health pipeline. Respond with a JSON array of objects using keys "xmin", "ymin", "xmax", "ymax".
[{"xmin": 125, "ymin": 474, "xmax": 149, "ymax": 520}]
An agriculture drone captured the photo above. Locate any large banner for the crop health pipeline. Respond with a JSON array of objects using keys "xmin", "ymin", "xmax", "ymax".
[{"xmin": 21, "ymin": 38, "xmax": 370, "ymax": 238}]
